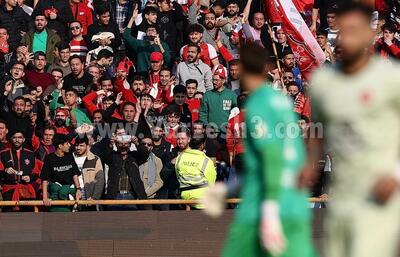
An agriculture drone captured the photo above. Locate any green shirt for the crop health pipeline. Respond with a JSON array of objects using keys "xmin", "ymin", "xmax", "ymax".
[
  {"xmin": 235, "ymin": 84, "xmax": 309, "ymax": 223},
  {"xmin": 33, "ymin": 30, "xmax": 48, "ymax": 54}
]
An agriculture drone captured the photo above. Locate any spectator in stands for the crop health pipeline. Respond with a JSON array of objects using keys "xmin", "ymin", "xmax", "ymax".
[
  {"xmin": 6, "ymin": 62, "xmax": 26, "ymax": 102},
  {"xmin": 87, "ymin": 5, "xmax": 122, "ymax": 53},
  {"xmin": 162, "ymin": 105, "xmax": 183, "ymax": 147},
  {"xmin": 69, "ymin": 0, "xmax": 93, "ymax": 36},
  {"xmin": 310, "ymin": 0, "xmax": 345, "ymax": 32},
  {"xmin": 24, "ymin": 51, "xmax": 55, "ymax": 91},
  {"xmin": 176, "ymin": 43, "xmax": 213, "ymax": 93},
  {"xmin": 35, "ymin": 126, "xmax": 56, "ymax": 161},
  {"xmin": 0, "ymin": 0, "xmax": 31, "ymax": 52},
  {"xmin": 199, "ymin": 64, "xmax": 237, "ymax": 134},
  {"xmin": 0, "ymin": 120, "xmax": 10, "ymax": 151},
  {"xmin": 73, "ymin": 135, "xmax": 104, "ymax": 201},
  {"xmin": 151, "ymin": 123, "xmax": 172, "ymax": 164},
  {"xmin": 375, "ymin": 23, "xmax": 400, "ymax": 60},
  {"xmin": 188, "ymin": 3, "xmax": 232, "ymax": 53},
  {"xmin": 134, "ymin": 6, "xmax": 158, "ymax": 39},
  {"xmin": 69, "ymin": 21, "xmax": 89, "ymax": 58},
  {"xmin": 287, "ymin": 81, "xmax": 311, "ymax": 120},
  {"xmin": 113, "ymin": 0, "xmax": 134, "ymax": 34},
  {"xmin": 47, "ymin": 42, "xmax": 72, "ymax": 77},
  {"xmin": 157, "ymin": 0, "xmax": 185, "ymax": 59},
  {"xmin": 185, "ymin": 79, "xmax": 201, "ymax": 123},
  {"xmin": 94, "ymin": 49, "xmax": 114, "ymax": 77},
  {"xmin": 63, "ymin": 55, "xmax": 94, "ymax": 97},
  {"xmin": 87, "ymin": 64, "xmax": 102, "ymax": 85},
  {"xmin": 0, "ymin": 131, "xmax": 40, "ymax": 211},
  {"xmin": 281, "ymin": 50, "xmax": 302, "ymax": 88},
  {"xmin": 180, "ymin": 24, "xmax": 219, "ymax": 68},
  {"xmin": 226, "ymin": 94, "xmax": 245, "ymax": 173},
  {"xmin": 102, "ymin": 133, "xmax": 150, "ymax": 210},
  {"xmin": 138, "ymin": 136, "xmax": 163, "ymax": 199},
  {"xmin": 51, "ymin": 107, "xmax": 72, "ymax": 135},
  {"xmin": 275, "ymin": 29, "xmax": 291, "ymax": 59},
  {"xmin": 124, "ymin": 9, "xmax": 171, "ymax": 72},
  {"xmin": 282, "ymin": 70, "xmax": 295, "ymax": 85},
  {"xmin": 216, "ymin": 0, "xmax": 241, "ymax": 34},
  {"xmin": 149, "ymin": 67, "xmax": 174, "ymax": 103},
  {"xmin": 175, "ymin": 130, "xmax": 216, "ymax": 209},
  {"xmin": 0, "ymin": 95, "xmax": 33, "ymax": 147},
  {"xmin": 33, "ymin": 0, "xmax": 74, "ymax": 37},
  {"xmin": 162, "ymin": 85, "xmax": 192, "ymax": 126},
  {"xmin": 147, "ymin": 52, "xmax": 164, "ymax": 96},
  {"xmin": 244, "ymin": 11, "xmax": 265, "ymax": 42},
  {"xmin": 50, "ymin": 88, "xmax": 92, "ymax": 128},
  {"xmin": 316, "ymin": 29, "xmax": 335, "ymax": 63},
  {"xmin": 325, "ymin": 8, "xmax": 339, "ymax": 50},
  {"xmin": 41, "ymin": 133, "xmax": 82, "ymax": 211},
  {"xmin": 21, "ymin": 13, "xmax": 61, "ymax": 64},
  {"xmin": 227, "ymin": 59, "xmax": 240, "ymax": 95},
  {"xmin": 0, "ymin": 26, "xmax": 10, "ymax": 56}
]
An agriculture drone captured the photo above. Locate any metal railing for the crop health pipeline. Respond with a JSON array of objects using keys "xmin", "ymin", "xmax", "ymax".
[{"xmin": 0, "ymin": 198, "xmax": 325, "ymax": 212}]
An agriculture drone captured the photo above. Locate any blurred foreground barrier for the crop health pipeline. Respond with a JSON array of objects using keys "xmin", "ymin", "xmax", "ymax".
[{"xmin": 0, "ymin": 198, "xmax": 325, "ymax": 212}]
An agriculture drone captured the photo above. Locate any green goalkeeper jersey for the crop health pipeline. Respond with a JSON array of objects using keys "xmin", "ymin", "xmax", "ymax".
[{"xmin": 235, "ymin": 84, "xmax": 310, "ymax": 224}]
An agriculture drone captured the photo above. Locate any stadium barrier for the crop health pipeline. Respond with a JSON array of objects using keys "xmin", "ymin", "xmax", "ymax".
[{"xmin": 0, "ymin": 198, "xmax": 325, "ymax": 212}]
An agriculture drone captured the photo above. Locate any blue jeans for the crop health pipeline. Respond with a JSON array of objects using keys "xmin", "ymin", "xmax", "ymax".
[{"xmin": 106, "ymin": 192, "xmax": 138, "ymax": 211}]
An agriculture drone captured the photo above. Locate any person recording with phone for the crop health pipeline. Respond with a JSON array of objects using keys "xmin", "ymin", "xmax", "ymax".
[{"xmin": 123, "ymin": 6, "xmax": 171, "ymax": 72}]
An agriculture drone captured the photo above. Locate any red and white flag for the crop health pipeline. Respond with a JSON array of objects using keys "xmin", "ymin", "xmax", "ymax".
[{"xmin": 267, "ymin": 0, "xmax": 326, "ymax": 80}]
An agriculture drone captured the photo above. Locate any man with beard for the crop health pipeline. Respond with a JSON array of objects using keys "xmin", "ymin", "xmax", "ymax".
[
  {"xmin": 5, "ymin": 62, "xmax": 26, "ymax": 102},
  {"xmin": 0, "ymin": 96, "xmax": 33, "ymax": 148},
  {"xmin": 114, "ymin": 74, "xmax": 147, "ymax": 105},
  {"xmin": 176, "ymin": 43, "xmax": 213, "ymax": 93},
  {"xmin": 50, "ymin": 88, "xmax": 92, "ymax": 128},
  {"xmin": 82, "ymin": 74, "xmax": 115, "ymax": 117},
  {"xmin": 216, "ymin": 0, "xmax": 241, "ymax": 34},
  {"xmin": 286, "ymin": 82, "xmax": 311, "ymax": 121},
  {"xmin": 180, "ymin": 24, "xmax": 219, "ymax": 68},
  {"xmin": 227, "ymin": 59, "xmax": 241, "ymax": 95},
  {"xmin": 63, "ymin": 55, "xmax": 94, "ymax": 97},
  {"xmin": 0, "ymin": 131, "xmax": 41, "ymax": 211},
  {"xmin": 34, "ymin": 126, "xmax": 56, "ymax": 161},
  {"xmin": 47, "ymin": 42, "xmax": 72, "ymax": 77},
  {"xmin": 152, "ymin": 124, "xmax": 172, "ymax": 165},
  {"xmin": 52, "ymin": 108, "xmax": 72, "ymax": 135},
  {"xmin": 24, "ymin": 51, "xmax": 55, "ymax": 91},
  {"xmin": 188, "ymin": 3, "xmax": 232, "ymax": 53},
  {"xmin": 21, "ymin": 13, "xmax": 61, "ymax": 64},
  {"xmin": 94, "ymin": 49, "xmax": 114, "ymax": 77}
]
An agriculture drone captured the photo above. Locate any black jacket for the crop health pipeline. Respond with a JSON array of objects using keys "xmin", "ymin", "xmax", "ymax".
[
  {"xmin": 0, "ymin": 5, "xmax": 32, "ymax": 51},
  {"xmin": 33, "ymin": 0, "xmax": 74, "ymax": 38},
  {"xmin": 86, "ymin": 21, "xmax": 122, "ymax": 51},
  {"xmin": 100, "ymin": 141, "xmax": 149, "ymax": 201}
]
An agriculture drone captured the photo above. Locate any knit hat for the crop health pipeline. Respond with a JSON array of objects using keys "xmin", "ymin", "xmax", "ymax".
[
  {"xmin": 150, "ymin": 52, "xmax": 164, "ymax": 62},
  {"xmin": 213, "ymin": 64, "xmax": 227, "ymax": 79}
]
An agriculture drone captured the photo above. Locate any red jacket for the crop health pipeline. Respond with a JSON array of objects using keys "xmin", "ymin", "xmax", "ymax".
[
  {"xmin": 185, "ymin": 97, "xmax": 201, "ymax": 123},
  {"xmin": 226, "ymin": 112, "xmax": 245, "ymax": 156},
  {"xmin": 114, "ymin": 78, "xmax": 138, "ymax": 104},
  {"xmin": 293, "ymin": 93, "xmax": 311, "ymax": 120},
  {"xmin": 70, "ymin": 2, "xmax": 93, "ymax": 35},
  {"xmin": 375, "ymin": 38, "xmax": 400, "ymax": 60}
]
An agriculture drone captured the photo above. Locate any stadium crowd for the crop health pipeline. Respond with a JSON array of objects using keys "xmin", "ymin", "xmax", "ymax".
[{"xmin": 0, "ymin": 0, "xmax": 398, "ymax": 211}]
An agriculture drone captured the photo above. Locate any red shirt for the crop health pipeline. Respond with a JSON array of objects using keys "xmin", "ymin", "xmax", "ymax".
[
  {"xmin": 180, "ymin": 42, "xmax": 218, "ymax": 67},
  {"xmin": 226, "ymin": 112, "xmax": 245, "ymax": 156},
  {"xmin": 70, "ymin": 2, "xmax": 93, "ymax": 35},
  {"xmin": 24, "ymin": 70, "xmax": 55, "ymax": 91},
  {"xmin": 185, "ymin": 97, "xmax": 201, "ymax": 123}
]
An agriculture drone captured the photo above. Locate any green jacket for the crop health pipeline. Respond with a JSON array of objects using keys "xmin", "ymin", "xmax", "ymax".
[
  {"xmin": 21, "ymin": 28, "xmax": 61, "ymax": 64},
  {"xmin": 123, "ymin": 28, "xmax": 171, "ymax": 72},
  {"xmin": 199, "ymin": 87, "xmax": 237, "ymax": 132}
]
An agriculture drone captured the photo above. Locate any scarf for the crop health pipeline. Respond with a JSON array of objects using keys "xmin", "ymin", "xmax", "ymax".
[{"xmin": 139, "ymin": 153, "xmax": 157, "ymax": 188}]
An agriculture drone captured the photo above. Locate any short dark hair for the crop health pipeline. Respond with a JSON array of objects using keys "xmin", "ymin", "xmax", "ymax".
[
  {"xmin": 336, "ymin": 2, "xmax": 373, "ymax": 21},
  {"xmin": 316, "ymin": 29, "xmax": 328, "ymax": 37},
  {"xmin": 173, "ymin": 84, "xmax": 186, "ymax": 95},
  {"xmin": 187, "ymin": 43, "xmax": 201, "ymax": 53},
  {"xmin": 160, "ymin": 67, "xmax": 172, "ymax": 75},
  {"xmin": 65, "ymin": 88, "xmax": 79, "ymax": 96},
  {"xmin": 56, "ymin": 41, "xmax": 70, "ymax": 52},
  {"xmin": 0, "ymin": 119, "xmax": 8, "ymax": 128},
  {"xmin": 190, "ymin": 133, "xmax": 205, "ymax": 149},
  {"xmin": 34, "ymin": 51, "xmax": 46, "ymax": 59},
  {"xmin": 53, "ymin": 133, "xmax": 69, "ymax": 148},
  {"xmin": 228, "ymin": 59, "xmax": 240, "ymax": 66},
  {"xmin": 299, "ymin": 114, "xmax": 310, "ymax": 124},
  {"xmin": 70, "ymin": 20, "xmax": 82, "ymax": 27},
  {"xmin": 97, "ymin": 49, "xmax": 113, "ymax": 60},
  {"xmin": 14, "ymin": 96, "xmax": 26, "ymax": 103},
  {"xmin": 240, "ymin": 42, "xmax": 271, "ymax": 75},
  {"xmin": 103, "ymin": 95, "xmax": 115, "ymax": 102},
  {"xmin": 51, "ymin": 68, "xmax": 64, "ymax": 76},
  {"xmin": 193, "ymin": 120, "xmax": 205, "ymax": 128},
  {"xmin": 146, "ymin": 24, "xmax": 159, "ymax": 34},
  {"xmin": 177, "ymin": 126, "xmax": 191, "ymax": 137},
  {"xmin": 382, "ymin": 22, "xmax": 397, "ymax": 33},
  {"xmin": 93, "ymin": 109, "xmax": 104, "ymax": 116},
  {"xmin": 43, "ymin": 126, "xmax": 56, "ymax": 133},
  {"xmin": 132, "ymin": 74, "xmax": 145, "ymax": 83},
  {"xmin": 11, "ymin": 130, "xmax": 25, "ymax": 138},
  {"xmin": 144, "ymin": 6, "xmax": 158, "ymax": 15},
  {"xmin": 69, "ymin": 55, "xmax": 83, "ymax": 64},
  {"xmin": 96, "ymin": 4, "xmax": 110, "ymax": 16},
  {"xmin": 185, "ymin": 79, "xmax": 198, "ymax": 87},
  {"xmin": 75, "ymin": 135, "xmax": 89, "ymax": 145},
  {"xmin": 237, "ymin": 94, "xmax": 247, "ymax": 109},
  {"xmin": 11, "ymin": 61, "xmax": 26, "ymax": 70},
  {"xmin": 99, "ymin": 74, "xmax": 113, "ymax": 84},
  {"xmin": 122, "ymin": 101, "xmax": 136, "ymax": 110},
  {"xmin": 140, "ymin": 93, "xmax": 155, "ymax": 102},
  {"xmin": 188, "ymin": 24, "xmax": 204, "ymax": 34}
]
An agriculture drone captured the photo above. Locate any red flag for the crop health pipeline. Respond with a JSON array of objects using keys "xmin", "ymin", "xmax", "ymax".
[
  {"xmin": 270, "ymin": 0, "xmax": 325, "ymax": 80},
  {"xmin": 264, "ymin": 0, "xmax": 282, "ymax": 23}
]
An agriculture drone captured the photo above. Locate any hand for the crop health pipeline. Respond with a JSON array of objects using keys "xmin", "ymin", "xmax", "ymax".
[
  {"xmin": 109, "ymin": 133, "xmax": 117, "ymax": 148},
  {"xmin": 310, "ymin": 23, "xmax": 316, "ymax": 34},
  {"xmin": 20, "ymin": 31, "xmax": 27, "ymax": 37},
  {"xmin": 384, "ymin": 38, "xmax": 393, "ymax": 46},
  {"xmin": 22, "ymin": 176, "xmax": 30, "ymax": 183},
  {"xmin": 115, "ymin": 92, "xmax": 123, "ymax": 105},
  {"xmin": 99, "ymin": 38, "xmax": 107, "ymax": 46},
  {"xmin": 57, "ymin": 79, "xmax": 64, "ymax": 91},
  {"xmin": 260, "ymin": 201, "xmax": 286, "ymax": 256},
  {"xmin": 154, "ymin": 35, "xmax": 161, "ymax": 46},
  {"xmin": 25, "ymin": 52, "xmax": 34, "ymax": 65},
  {"xmin": 229, "ymin": 16, "xmax": 240, "ymax": 25},
  {"xmin": 131, "ymin": 5, "xmax": 139, "ymax": 20},
  {"xmin": 96, "ymin": 89, "xmax": 106, "ymax": 96},
  {"xmin": 372, "ymin": 175, "xmax": 398, "ymax": 205},
  {"xmin": 75, "ymin": 189, "xmax": 82, "ymax": 200},
  {"xmin": 131, "ymin": 136, "xmax": 139, "ymax": 146},
  {"xmin": 153, "ymin": 100, "xmax": 164, "ymax": 109},
  {"xmin": 319, "ymin": 193, "xmax": 329, "ymax": 202},
  {"xmin": 200, "ymin": 182, "xmax": 228, "ymax": 218},
  {"xmin": 297, "ymin": 163, "xmax": 318, "ymax": 189},
  {"xmin": 49, "ymin": 12, "xmax": 57, "ymax": 20},
  {"xmin": 43, "ymin": 197, "xmax": 52, "ymax": 206},
  {"xmin": 36, "ymin": 86, "xmax": 43, "ymax": 97},
  {"xmin": 4, "ymin": 80, "xmax": 13, "ymax": 95},
  {"xmin": 5, "ymin": 167, "xmax": 16, "ymax": 174}
]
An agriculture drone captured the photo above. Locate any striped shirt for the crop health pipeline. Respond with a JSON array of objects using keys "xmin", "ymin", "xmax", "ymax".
[{"xmin": 70, "ymin": 39, "xmax": 89, "ymax": 58}]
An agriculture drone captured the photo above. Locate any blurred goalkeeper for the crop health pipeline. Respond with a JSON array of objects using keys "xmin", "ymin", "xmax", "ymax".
[{"xmin": 202, "ymin": 42, "xmax": 318, "ymax": 257}]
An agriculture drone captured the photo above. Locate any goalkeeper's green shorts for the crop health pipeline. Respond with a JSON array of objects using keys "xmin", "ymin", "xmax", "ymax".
[{"xmin": 222, "ymin": 218, "xmax": 319, "ymax": 257}]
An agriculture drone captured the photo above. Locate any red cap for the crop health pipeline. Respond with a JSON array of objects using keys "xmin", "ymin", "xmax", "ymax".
[
  {"xmin": 55, "ymin": 108, "xmax": 70, "ymax": 117},
  {"xmin": 150, "ymin": 52, "xmax": 163, "ymax": 62},
  {"xmin": 213, "ymin": 64, "xmax": 227, "ymax": 79},
  {"xmin": 117, "ymin": 57, "xmax": 134, "ymax": 73}
]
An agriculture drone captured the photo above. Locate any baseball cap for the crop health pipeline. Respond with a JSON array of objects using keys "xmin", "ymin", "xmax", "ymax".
[{"xmin": 150, "ymin": 52, "xmax": 163, "ymax": 62}]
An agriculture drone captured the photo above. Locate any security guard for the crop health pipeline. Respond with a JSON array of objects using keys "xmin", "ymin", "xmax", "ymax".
[{"xmin": 175, "ymin": 130, "xmax": 216, "ymax": 209}]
